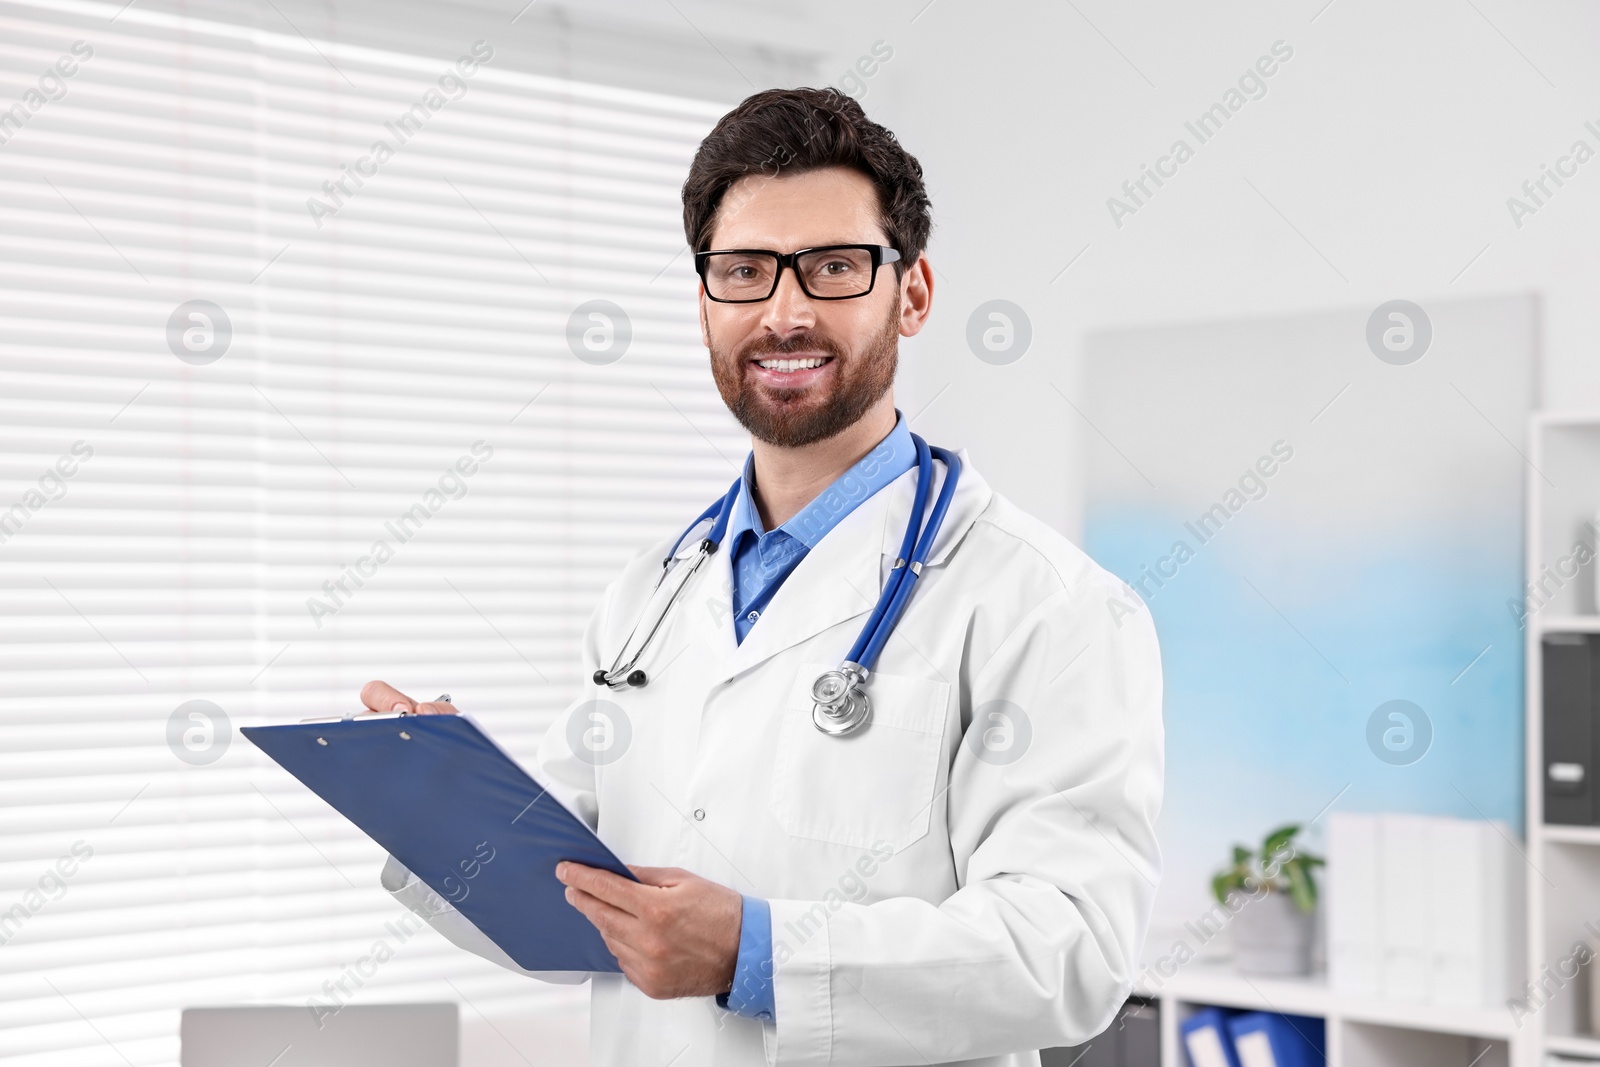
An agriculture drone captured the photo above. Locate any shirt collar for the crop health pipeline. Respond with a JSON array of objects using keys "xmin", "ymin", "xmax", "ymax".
[{"xmin": 727, "ymin": 409, "xmax": 918, "ymax": 552}]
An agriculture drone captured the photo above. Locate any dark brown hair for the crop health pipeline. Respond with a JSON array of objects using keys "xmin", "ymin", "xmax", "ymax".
[{"xmin": 681, "ymin": 87, "xmax": 932, "ymax": 279}]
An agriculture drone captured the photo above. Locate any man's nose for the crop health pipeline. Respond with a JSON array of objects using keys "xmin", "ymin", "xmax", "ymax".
[{"xmin": 759, "ymin": 266, "xmax": 816, "ymax": 334}]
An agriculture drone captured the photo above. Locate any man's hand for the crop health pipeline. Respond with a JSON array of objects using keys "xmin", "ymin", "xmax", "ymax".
[
  {"xmin": 557, "ymin": 862, "xmax": 743, "ymax": 1000},
  {"xmin": 359, "ymin": 680, "xmax": 457, "ymax": 716}
]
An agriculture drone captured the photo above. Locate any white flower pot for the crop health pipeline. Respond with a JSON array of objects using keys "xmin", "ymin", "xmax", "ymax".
[{"xmin": 1230, "ymin": 891, "xmax": 1315, "ymax": 977}]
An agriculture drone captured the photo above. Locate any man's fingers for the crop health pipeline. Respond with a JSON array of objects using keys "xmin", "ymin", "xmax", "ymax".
[
  {"xmin": 360, "ymin": 680, "xmax": 415, "ymax": 714},
  {"xmin": 358, "ymin": 681, "xmax": 459, "ymax": 716},
  {"xmin": 564, "ymin": 885, "xmax": 638, "ymax": 943},
  {"xmin": 558, "ymin": 862, "xmax": 648, "ymax": 914},
  {"xmin": 627, "ymin": 866, "xmax": 687, "ymax": 888}
]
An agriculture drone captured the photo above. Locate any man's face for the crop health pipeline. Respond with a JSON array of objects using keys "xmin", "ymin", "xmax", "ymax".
[{"xmin": 700, "ymin": 166, "xmax": 907, "ymax": 448}]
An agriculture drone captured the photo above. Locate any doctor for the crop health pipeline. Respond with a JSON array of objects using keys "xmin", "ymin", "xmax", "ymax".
[{"xmin": 364, "ymin": 87, "xmax": 1163, "ymax": 1066}]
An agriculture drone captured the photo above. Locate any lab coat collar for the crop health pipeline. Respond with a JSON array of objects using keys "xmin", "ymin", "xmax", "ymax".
[
  {"xmin": 875, "ymin": 443, "xmax": 984, "ymax": 569},
  {"xmin": 696, "ymin": 446, "xmax": 992, "ymax": 688}
]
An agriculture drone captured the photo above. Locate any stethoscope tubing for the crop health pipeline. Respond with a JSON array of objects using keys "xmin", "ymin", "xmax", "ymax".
[
  {"xmin": 844, "ymin": 436, "xmax": 933, "ymax": 669},
  {"xmin": 600, "ymin": 478, "xmax": 739, "ymax": 686},
  {"xmin": 655, "ymin": 474, "xmax": 740, "ymax": 590},
  {"xmin": 599, "ymin": 433, "xmax": 956, "ymax": 691},
  {"xmin": 852, "ymin": 442, "xmax": 961, "ymax": 673}
]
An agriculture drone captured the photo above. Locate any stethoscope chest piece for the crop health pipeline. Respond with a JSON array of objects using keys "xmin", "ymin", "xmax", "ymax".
[{"xmin": 811, "ymin": 665, "xmax": 870, "ymax": 737}]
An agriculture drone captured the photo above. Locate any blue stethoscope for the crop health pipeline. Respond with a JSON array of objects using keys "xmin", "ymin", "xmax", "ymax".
[{"xmin": 594, "ymin": 433, "xmax": 961, "ymax": 737}]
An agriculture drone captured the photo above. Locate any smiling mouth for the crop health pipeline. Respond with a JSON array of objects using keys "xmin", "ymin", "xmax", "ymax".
[{"xmin": 750, "ymin": 355, "xmax": 834, "ymax": 372}]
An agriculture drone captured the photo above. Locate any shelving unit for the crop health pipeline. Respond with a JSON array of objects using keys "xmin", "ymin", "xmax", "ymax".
[
  {"xmin": 1526, "ymin": 412, "xmax": 1600, "ymax": 1067},
  {"xmin": 1133, "ymin": 964, "xmax": 1522, "ymax": 1066},
  {"xmin": 1132, "ymin": 415, "xmax": 1600, "ymax": 1067}
]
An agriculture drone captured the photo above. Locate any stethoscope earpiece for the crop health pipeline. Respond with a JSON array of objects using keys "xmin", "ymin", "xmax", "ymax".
[{"xmin": 592, "ymin": 667, "xmax": 648, "ymax": 688}]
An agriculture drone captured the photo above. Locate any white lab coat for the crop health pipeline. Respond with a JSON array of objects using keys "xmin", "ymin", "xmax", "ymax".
[{"xmin": 382, "ymin": 449, "xmax": 1165, "ymax": 1066}]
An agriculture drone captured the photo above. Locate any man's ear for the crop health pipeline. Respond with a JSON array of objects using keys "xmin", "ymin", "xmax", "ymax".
[
  {"xmin": 898, "ymin": 254, "xmax": 934, "ymax": 338},
  {"xmin": 698, "ymin": 286, "xmax": 711, "ymax": 348}
]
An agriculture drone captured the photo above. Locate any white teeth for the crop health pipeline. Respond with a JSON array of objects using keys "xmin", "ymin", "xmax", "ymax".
[{"xmin": 756, "ymin": 357, "xmax": 829, "ymax": 371}]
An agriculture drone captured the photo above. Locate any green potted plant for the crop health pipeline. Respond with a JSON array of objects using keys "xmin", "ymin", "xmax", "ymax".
[{"xmin": 1211, "ymin": 823, "xmax": 1324, "ymax": 976}]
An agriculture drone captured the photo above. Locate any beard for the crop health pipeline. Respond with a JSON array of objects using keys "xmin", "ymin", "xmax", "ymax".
[{"xmin": 707, "ymin": 301, "xmax": 900, "ymax": 448}]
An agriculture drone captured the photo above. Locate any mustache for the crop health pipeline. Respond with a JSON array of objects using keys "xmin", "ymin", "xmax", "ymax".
[{"xmin": 738, "ymin": 332, "xmax": 847, "ymax": 360}]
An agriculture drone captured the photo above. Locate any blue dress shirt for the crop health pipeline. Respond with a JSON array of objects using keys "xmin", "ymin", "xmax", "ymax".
[{"xmin": 714, "ymin": 410, "xmax": 917, "ymax": 1022}]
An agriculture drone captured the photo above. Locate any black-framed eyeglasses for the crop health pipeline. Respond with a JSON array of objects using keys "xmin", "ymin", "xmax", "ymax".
[{"xmin": 694, "ymin": 244, "xmax": 902, "ymax": 303}]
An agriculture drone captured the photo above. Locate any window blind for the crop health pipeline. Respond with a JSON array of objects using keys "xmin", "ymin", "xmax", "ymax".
[{"xmin": 0, "ymin": 1, "xmax": 786, "ymax": 1062}]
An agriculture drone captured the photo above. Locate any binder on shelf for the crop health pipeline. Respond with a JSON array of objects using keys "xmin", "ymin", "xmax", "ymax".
[
  {"xmin": 1428, "ymin": 816, "xmax": 1513, "ymax": 1007},
  {"xmin": 1327, "ymin": 811, "xmax": 1519, "ymax": 1007},
  {"xmin": 1225, "ymin": 1012, "xmax": 1325, "ymax": 1067},
  {"xmin": 1543, "ymin": 633, "xmax": 1599, "ymax": 826},
  {"xmin": 1327, "ymin": 812, "xmax": 1380, "ymax": 996},
  {"xmin": 1377, "ymin": 814, "xmax": 1431, "ymax": 1000},
  {"xmin": 1180, "ymin": 1007, "xmax": 1241, "ymax": 1067}
]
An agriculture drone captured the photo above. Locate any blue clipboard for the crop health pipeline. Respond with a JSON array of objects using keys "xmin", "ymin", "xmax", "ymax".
[{"xmin": 242, "ymin": 713, "xmax": 635, "ymax": 973}]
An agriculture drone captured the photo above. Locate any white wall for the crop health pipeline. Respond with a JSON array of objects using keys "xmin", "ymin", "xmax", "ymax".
[{"xmin": 792, "ymin": 0, "xmax": 1600, "ymax": 538}]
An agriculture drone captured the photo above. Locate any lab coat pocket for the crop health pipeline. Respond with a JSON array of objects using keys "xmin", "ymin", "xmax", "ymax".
[{"xmin": 769, "ymin": 661, "xmax": 950, "ymax": 854}]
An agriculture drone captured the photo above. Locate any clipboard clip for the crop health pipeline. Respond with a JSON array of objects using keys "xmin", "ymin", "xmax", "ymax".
[{"xmin": 298, "ymin": 695, "xmax": 451, "ymax": 724}]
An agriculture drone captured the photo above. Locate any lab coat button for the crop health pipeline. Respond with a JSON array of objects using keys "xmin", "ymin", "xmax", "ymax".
[{"xmin": 693, "ymin": 808, "xmax": 706, "ymax": 821}]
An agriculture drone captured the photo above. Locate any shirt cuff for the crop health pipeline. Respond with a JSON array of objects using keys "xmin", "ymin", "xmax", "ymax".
[{"xmin": 716, "ymin": 894, "xmax": 776, "ymax": 1021}]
